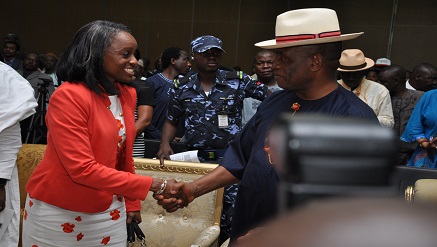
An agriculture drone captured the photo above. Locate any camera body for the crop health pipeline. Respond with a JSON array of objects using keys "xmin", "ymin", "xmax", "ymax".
[
  {"xmin": 269, "ymin": 113, "xmax": 397, "ymax": 210},
  {"xmin": 37, "ymin": 77, "xmax": 52, "ymax": 88}
]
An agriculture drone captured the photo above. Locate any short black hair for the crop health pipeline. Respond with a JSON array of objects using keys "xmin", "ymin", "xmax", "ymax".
[
  {"xmin": 57, "ymin": 20, "xmax": 132, "ymax": 96},
  {"xmin": 161, "ymin": 47, "xmax": 183, "ymax": 70},
  {"xmin": 134, "ymin": 49, "xmax": 141, "ymax": 60},
  {"xmin": 380, "ymin": 65, "xmax": 406, "ymax": 81},
  {"xmin": 300, "ymin": 42, "xmax": 342, "ymax": 71},
  {"xmin": 411, "ymin": 63, "xmax": 437, "ymax": 77},
  {"xmin": 4, "ymin": 33, "xmax": 20, "ymax": 50},
  {"xmin": 253, "ymin": 49, "xmax": 275, "ymax": 65}
]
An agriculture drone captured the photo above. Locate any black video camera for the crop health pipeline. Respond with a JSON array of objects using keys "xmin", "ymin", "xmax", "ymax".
[
  {"xmin": 269, "ymin": 113, "xmax": 398, "ymax": 211},
  {"xmin": 37, "ymin": 78, "xmax": 52, "ymax": 88}
]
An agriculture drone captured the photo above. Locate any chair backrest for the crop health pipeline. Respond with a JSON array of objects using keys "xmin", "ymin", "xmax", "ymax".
[
  {"xmin": 16, "ymin": 144, "xmax": 46, "ymax": 247},
  {"xmin": 16, "ymin": 144, "xmax": 46, "ymax": 209},
  {"xmin": 134, "ymin": 158, "xmax": 224, "ymax": 247}
]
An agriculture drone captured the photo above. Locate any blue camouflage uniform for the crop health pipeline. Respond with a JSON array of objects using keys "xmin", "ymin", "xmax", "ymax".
[
  {"xmin": 168, "ymin": 69, "xmax": 267, "ymax": 150},
  {"xmin": 167, "ymin": 69, "xmax": 268, "ymax": 242}
]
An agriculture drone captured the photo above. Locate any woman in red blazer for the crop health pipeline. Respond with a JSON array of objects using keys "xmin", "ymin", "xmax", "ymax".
[{"xmin": 23, "ymin": 20, "xmax": 182, "ymax": 246}]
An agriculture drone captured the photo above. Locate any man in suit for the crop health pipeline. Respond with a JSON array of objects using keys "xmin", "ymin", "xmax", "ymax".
[{"xmin": 2, "ymin": 33, "xmax": 23, "ymax": 72}]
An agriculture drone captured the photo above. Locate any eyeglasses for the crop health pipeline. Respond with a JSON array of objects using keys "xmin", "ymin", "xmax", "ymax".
[{"xmin": 197, "ymin": 50, "xmax": 222, "ymax": 58}]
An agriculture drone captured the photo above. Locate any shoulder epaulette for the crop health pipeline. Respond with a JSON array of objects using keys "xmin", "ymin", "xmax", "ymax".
[
  {"xmin": 225, "ymin": 70, "xmax": 243, "ymax": 80},
  {"xmin": 174, "ymin": 75, "xmax": 190, "ymax": 88}
]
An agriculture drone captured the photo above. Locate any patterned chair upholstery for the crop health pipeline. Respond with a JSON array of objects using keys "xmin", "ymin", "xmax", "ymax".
[
  {"xmin": 16, "ymin": 144, "xmax": 47, "ymax": 247},
  {"xmin": 134, "ymin": 158, "xmax": 223, "ymax": 247}
]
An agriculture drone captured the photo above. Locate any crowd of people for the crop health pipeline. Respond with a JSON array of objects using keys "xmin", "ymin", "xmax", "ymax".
[{"xmin": 1, "ymin": 7, "xmax": 437, "ymax": 247}]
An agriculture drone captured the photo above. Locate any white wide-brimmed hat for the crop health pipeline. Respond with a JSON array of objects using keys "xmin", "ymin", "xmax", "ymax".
[
  {"xmin": 255, "ymin": 8, "xmax": 363, "ymax": 49},
  {"xmin": 337, "ymin": 49, "xmax": 375, "ymax": 72}
]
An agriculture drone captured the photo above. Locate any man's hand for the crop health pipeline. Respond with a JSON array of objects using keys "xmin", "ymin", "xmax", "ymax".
[
  {"xmin": 156, "ymin": 143, "xmax": 174, "ymax": 167},
  {"xmin": 0, "ymin": 185, "xmax": 6, "ymax": 212},
  {"xmin": 154, "ymin": 181, "xmax": 196, "ymax": 212}
]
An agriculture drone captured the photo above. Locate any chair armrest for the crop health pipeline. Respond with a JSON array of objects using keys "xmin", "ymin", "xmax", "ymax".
[
  {"xmin": 414, "ymin": 179, "xmax": 437, "ymax": 202},
  {"xmin": 220, "ymin": 238, "xmax": 230, "ymax": 247},
  {"xmin": 192, "ymin": 225, "xmax": 220, "ymax": 247}
]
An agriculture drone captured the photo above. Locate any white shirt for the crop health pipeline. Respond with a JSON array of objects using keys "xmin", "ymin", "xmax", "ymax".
[
  {"xmin": 339, "ymin": 78, "xmax": 394, "ymax": 128},
  {"xmin": 405, "ymin": 79, "xmax": 415, "ymax": 90},
  {"xmin": 0, "ymin": 61, "xmax": 37, "ymax": 245}
]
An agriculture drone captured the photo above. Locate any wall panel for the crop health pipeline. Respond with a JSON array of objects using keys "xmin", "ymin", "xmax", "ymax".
[{"xmin": 0, "ymin": 0, "xmax": 436, "ymax": 73}]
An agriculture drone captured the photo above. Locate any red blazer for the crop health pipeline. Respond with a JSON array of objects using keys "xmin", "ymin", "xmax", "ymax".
[{"xmin": 26, "ymin": 82, "xmax": 152, "ymax": 213}]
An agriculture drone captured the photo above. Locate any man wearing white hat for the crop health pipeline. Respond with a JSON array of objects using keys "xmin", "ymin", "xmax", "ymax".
[
  {"xmin": 338, "ymin": 49, "xmax": 394, "ymax": 127},
  {"xmin": 156, "ymin": 8, "xmax": 378, "ymax": 245}
]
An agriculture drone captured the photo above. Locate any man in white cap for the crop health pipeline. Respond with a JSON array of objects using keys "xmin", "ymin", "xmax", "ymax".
[
  {"xmin": 156, "ymin": 9, "xmax": 378, "ymax": 245},
  {"xmin": 366, "ymin": 58, "xmax": 391, "ymax": 82},
  {"xmin": 338, "ymin": 49, "xmax": 394, "ymax": 127},
  {"xmin": 376, "ymin": 57, "xmax": 391, "ymax": 67}
]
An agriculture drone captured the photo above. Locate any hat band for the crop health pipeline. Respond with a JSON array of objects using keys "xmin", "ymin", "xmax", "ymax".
[
  {"xmin": 276, "ymin": 30, "xmax": 341, "ymax": 44},
  {"xmin": 338, "ymin": 62, "xmax": 367, "ymax": 70}
]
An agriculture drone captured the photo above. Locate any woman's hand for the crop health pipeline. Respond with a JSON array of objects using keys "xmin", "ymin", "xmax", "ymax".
[
  {"xmin": 126, "ymin": 211, "xmax": 142, "ymax": 224},
  {"xmin": 430, "ymin": 136, "xmax": 437, "ymax": 149},
  {"xmin": 420, "ymin": 137, "xmax": 437, "ymax": 149}
]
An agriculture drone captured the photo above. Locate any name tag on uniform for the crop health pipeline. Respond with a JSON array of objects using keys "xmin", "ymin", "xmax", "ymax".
[{"xmin": 218, "ymin": 114, "xmax": 229, "ymax": 128}]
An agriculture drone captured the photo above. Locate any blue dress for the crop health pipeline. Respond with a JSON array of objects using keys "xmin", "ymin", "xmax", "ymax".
[
  {"xmin": 220, "ymin": 85, "xmax": 378, "ymax": 242},
  {"xmin": 401, "ymin": 89, "xmax": 437, "ymax": 168}
]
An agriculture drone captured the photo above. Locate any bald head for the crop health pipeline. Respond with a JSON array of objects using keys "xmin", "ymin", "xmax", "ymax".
[
  {"xmin": 409, "ymin": 63, "xmax": 437, "ymax": 91},
  {"xmin": 378, "ymin": 65, "xmax": 407, "ymax": 94},
  {"xmin": 380, "ymin": 65, "xmax": 406, "ymax": 81}
]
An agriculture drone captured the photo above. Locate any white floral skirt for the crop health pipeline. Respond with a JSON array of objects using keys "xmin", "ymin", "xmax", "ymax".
[{"xmin": 22, "ymin": 194, "xmax": 127, "ymax": 247}]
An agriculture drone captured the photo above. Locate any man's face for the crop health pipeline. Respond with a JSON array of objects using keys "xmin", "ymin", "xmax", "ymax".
[
  {"xmin": 24, "ymin": 54, "xmax": 39, "ymax": 71},
  {"xmin": 378, "ymin": 71, "xmax": 397, "ymax": 93},
  {"xmin": 134, "ymin": 64, "xmax": 144, "ymax": 78},
  {"xmin": 193, "ymin": 48, "xmax": 222, "ymax": 73},
  {"xmin": 340, "ymin": 71, "xmax": 366, "ymax": 88},
  {"xmin": 254, "ymin": 52, "xmax": 275, "ymax": 83},
  {"xmin": 43, "ymin": 55, "xmax": 57, "ymax": 71},
  {"xmin": 273, "ymin": 47, "xmax": 311, "ymax": 91},
  {"xmin": 3, "ymin": 43, "xmax": 18, "ymax": 58},
  {"xmin": 414, "ymin": 68, "xmax": 437, "ymax": 91},
  {"xmin": 366, "ymin": 71, "xmax": 379, "ymax": 82},
  {"xmin": 174, "ymin": 51, "xmax": 191, "ymax": 75}
]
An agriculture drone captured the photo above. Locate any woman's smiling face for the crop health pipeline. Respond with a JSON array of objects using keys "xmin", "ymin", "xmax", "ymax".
[{"xmin": 103, "ymin": 31, "xmax": 138, "ymax": 83}]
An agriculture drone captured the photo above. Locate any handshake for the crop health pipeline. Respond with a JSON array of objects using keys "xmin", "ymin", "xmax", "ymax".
[{"xmin": 152, "ymin": 179, "xmax": 196, "ymax": 212}]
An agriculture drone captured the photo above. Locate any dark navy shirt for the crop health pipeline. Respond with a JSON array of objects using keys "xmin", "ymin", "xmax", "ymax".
[
  {"xmin": 221, "ymin": 85, "xmax": 378, "ymax": 241},
  {"xmin": 167, "ymin": 70, "xmax": 268, "ymax": 149},
  {"xmin": 144, "ymin": 73, "xmax": 174, "ymax": 139}
]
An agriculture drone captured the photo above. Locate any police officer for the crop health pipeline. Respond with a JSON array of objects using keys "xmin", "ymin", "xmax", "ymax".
[{"xmin": 157, "ymin": 35, "xmax": 268, "ymax": 244}]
